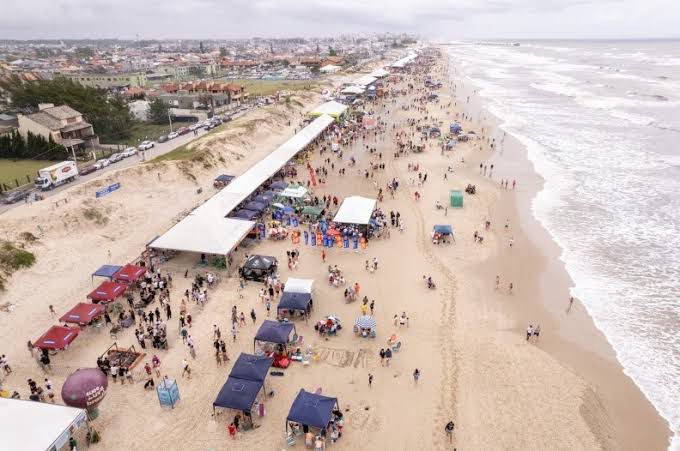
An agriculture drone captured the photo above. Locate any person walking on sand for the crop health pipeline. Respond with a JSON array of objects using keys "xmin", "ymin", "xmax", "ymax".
[
  {"xmin": 250, "ymin": 309, "xmax": 257, "ymax": 324},
  {"xmin": 368, "ymin": 373, "xmax": 373, "ymax": 388},
  {"xmin": 533, "ymin": 324, "xmax": 541, "ymax": 342},
  {"xmin": 508, "ymin": 282, "xmax": 513, "ymax": 294},
  {"xmin": 568, "ymin": 296, "xmax": 574, "ymax": 312},
  {"xmin": 495, "ymin": 275, "xmax": 500, "ymax": 290},
  {"xmin": 321, "ymin": 249, "xmax": 326, "ymax": 262},
  {"xmin": 526, "ymin": 325, "xmax": 533, "ymax": 341},
  {"xmin": 384, "ymin": 347, "xmax": 392, "ymax": 366},
  {"xmin": 181, "ymin": 359, "xmax": 191, "ymax": 379},
  {"xmin": 231, "ymin": 324, "xmax": 237, "ymax": 342},
  {"xmin": 413, "ymin": 368, "xmax": 420, "ymax": 384},
  {"xmin": 445, "ymin": 421, "xmax": 455, "ymax": 443},
  {"xmin": 370, "ymin": 299, "xmax": 375, "ymax": 315},
  {"xmin": 49, "ymin": 305, "xmax": 56, "ymax": 317},
  {"xmin": 379, "ymin": 348, "xmax": 386, "ymax": 366}
]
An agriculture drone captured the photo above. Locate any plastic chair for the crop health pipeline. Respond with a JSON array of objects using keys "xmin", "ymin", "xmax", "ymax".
[
  {"xmin": 285, "ymin": 432, "xmax": 296, "ymax": 446},
  {"xmin": 391, "ymin": 341, "xmax": 402, "ymax": 352}
]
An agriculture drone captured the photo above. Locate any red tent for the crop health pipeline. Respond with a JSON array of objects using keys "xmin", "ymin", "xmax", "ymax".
[
  {"xmin": 87, "ymin": 281, "xmax": 127, "ymax": 303},
  {"xmin": 60, "ymin": 302, "xmax": 106, "ymax": 325},
  {"xmin": 113, "ymin": 264, "xmax": 147, "ymax": 283},
  {"xmin": 33, "ymin": 326, "xmax": 80, "ymax": 350}
]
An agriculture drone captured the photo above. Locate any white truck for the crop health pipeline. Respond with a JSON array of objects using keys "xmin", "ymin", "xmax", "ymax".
[{"xmin": 34, "ymin": 161, "xmax": 79, "ymax": 191}]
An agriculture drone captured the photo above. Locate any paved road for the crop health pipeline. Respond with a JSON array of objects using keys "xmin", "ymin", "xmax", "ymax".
[{"xmin": 0, "ymin": 117, "xmax": 237, "ymax": 215}]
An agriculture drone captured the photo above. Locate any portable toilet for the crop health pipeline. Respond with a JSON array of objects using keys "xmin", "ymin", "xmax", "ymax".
[{"xmin": 450, "ymin": 190, "xmax": 463, "ymax": 208}]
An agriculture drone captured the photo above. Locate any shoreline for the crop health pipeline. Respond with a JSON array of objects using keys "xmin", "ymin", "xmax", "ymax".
[{"xmin": 443, "ymin": 50, "xmax": 672, "ymax": 448}]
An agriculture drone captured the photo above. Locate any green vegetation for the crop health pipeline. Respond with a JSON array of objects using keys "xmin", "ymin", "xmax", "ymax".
[
  {"xmin": 105, "ymin": 122, "xmax": 173, "ymax": 146},
  {"xmin": 147, "ymin": 98, "xmax": 172, "ymax": 125},
  {"xmin": 153, "ymin": 123, "xmax": 225, "ymax": 162},
  {"xmin": 0, "ymin": 76, "xmax": 134, "ymax": 143},
  {"xmin": 223, "ymin": 79, "xmax": 316, "ymax": 96},
  {"xmin": 82, "ymin": 206, "xmax": 109, "ymax": 225},
  {"xmin": 0, "ymin": 130, "xmax": 69, "ymax": 161},
  {"xmin": 0, "ymin": 158, "xmax": 53, "ymax": 188},
  {"xmin": 0, "ymin": 240, "xmax": 36, "ymax": 291}
]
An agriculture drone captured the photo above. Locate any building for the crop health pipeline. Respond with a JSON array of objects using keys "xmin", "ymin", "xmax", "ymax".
[
  {"xmin": 65, "ymin": 72, "xmax": 148, "ymax": 89},
  {"xmin": 18, "ymin": 103, "xmax": 99, "ymax": 150}
]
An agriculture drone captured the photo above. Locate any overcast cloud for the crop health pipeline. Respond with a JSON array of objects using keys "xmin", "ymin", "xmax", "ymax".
[{"xmin": 2, "ymin": 0, "xmax": 679, "ymax": 40}]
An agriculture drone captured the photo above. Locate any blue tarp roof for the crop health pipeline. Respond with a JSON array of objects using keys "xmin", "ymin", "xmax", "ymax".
[
  {"xmin": 92, "ymin": 265, "xmax": 122, "ymax": 279},
  {"xmin": 254, "ymin": 194, "xmax": 273, "ymax": 204},
  {"xmin": 232, "ymin": 209, "xmax": 259, "ymax": 220},
  {"xmin": 270, "ymin": 181, "xmax": 288, "ymax": 190},
  {"xmin": 244, "ymin": 201, "xmax": 267, "ymax": 212},
  {"xmin": 230, "ymin": 353, "xmax": 273, "ymax": 382},
  {"xmin": 287, "ymin": 389, "xmax": 338, "ymax": 430},
  {"xmin": 215, "ymin": 174, "xmax": 235, "ymax": 182},
  {"xmin": 255, "ymin": 320, "xmax": 295, "ymax": 344},
  {"xmin": 433, "ymin": 224, "xmax": 453, "ymax": 234},
  {"xmin": 213, "ymin": 377, "xmax": 263, "ymax": 411},
  {"xmin": 278, "ymin": 292, "xmax": 311, "ymax": 312}
]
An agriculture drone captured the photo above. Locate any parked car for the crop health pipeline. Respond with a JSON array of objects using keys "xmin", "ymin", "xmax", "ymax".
[
  {"xmin": 177, "ymin": 127, "xmax": 190, "ymax": 136},
  {"xmin": 189, "ymin": 123, "xmax": 201, "ymax": 131},
  {"xmin": 167, "ymin": 131, "xmax": 179, "ymax": 139},
  {"xmin": 157, "ymin": 135, "xmax": 169, "ymax": 143},
  {"xmin": 79, "ymin": 165, "xmax": 97, "ymax": 175},
  {"xmin": 1, "ymin": 189, "xmax": 31, "ymax": 204},
  {"xmin": 121, "ymin": 147, "xmax": 137, "ymax": 157},
  {"xmin": 109, "ymin": 153, "xmax": 123, "ymax": 163},
  {"xmin": 138, "ymin": 140, "xmax": 155, "ymax": 150},
  {"xmin": 94, "ymin": 159, "xmax": 110, "ymax": 169}
]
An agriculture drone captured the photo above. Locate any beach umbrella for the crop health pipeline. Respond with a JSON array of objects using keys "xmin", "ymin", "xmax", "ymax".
[
  {"xmin": 355, "ymin": 316, "xmax": 377, "ymax": 329},
  {"xmin": 272, "ymin": 203, "xmax": 286, "ymax": 210}
]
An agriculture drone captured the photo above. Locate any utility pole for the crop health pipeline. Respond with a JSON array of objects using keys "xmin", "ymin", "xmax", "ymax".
[{"xmin": 168, "ymin": 109, "xmax": 173, "ymax": 132}]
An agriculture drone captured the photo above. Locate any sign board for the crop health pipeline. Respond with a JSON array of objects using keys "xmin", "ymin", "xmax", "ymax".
[{"xmin": 96, "ymin": 182, "xmax": 121, "ymax": 199}]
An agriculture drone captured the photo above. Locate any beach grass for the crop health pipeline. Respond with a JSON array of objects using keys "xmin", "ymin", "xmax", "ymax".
[
  {"xmin": 152, "ymin": 123, "xmax": 227, "ymax": 162},
  {"xmin": 103, "ymin": 122, "xmax": 175, "ymax": 146},
  {"xmin": 0, "ymin": 159, "xmax": 54, "ymax": 188}
]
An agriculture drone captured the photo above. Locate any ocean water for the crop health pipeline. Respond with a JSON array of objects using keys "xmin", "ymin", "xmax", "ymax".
[{"xmin": 446, "ymin": 40, "xmax": 680, "ymax": 449}]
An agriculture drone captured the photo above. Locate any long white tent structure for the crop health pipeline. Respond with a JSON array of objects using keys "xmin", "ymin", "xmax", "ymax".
[
  {"xmin": 0, "ymin": 398, "xmax": 87, "ymax": 451},
  {"xmin": 354, "ymin": 75, "xmax": 378, "ymax": 87},
  {"xmin": 333, "ymin": 196, "xmax": 377, "ymax": 225},
  {"xmin": 150, "ymin": 113, "xmax": 335, "ymax": 255},
  {"xmin": 309, "ymin": 101, "xmax": 348, "ymax": 119},
  {"xmin": 150, "ymin": 216, "xmax": 255, "ymax": 255}
]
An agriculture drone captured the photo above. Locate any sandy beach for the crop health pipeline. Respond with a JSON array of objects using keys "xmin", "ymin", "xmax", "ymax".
[{"xmin": 0, "ymin": 49, "xmax": 672, "ymax": 450}]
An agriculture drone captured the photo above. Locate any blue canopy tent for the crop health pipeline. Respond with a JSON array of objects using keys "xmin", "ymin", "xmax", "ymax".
[
  {"xmin": 254, "ymin": 320, "xmax": 296, "ymax": 353},
  {"xmin": 213, "ymin": 377, "xmax": 264, "ymax": 413},
  {"xmin": 232, "ymin": 209, "xmax": 259, "ymax": 220},
  {"xmin": 286, "ymin": 389, "xmax": 339, "ymax": 431},
  {"xmin": 270, "ymin": 181, "xmax": 288, "ymax": 191},
  {"xmin": 244, "ymin": 201, "xmax": 267, "ymax": 212},
  {"xmin": 230, "ymin": 354, "xmax": 273, "ymax": 382},
  {"xmin": 254, "ymin": 194, "xmax": 273, "ymax": 205},
  {"xmin": 277, "ymin": 292, "xmax": 312, "ymax": 315},
  {"xmin": 91, "ymin": 264, "xmax": 122, "ymax": 283},
  {"xmin": 433, "ymin": 224, "xmax": 453, "ymax": 235},
  {"xmin": 215, "ymin": 174, "xmax": 235, "ymax": 183},
  {"xmin": 449, "ymin": 123, "xmax": 463, "ymax": 134}
]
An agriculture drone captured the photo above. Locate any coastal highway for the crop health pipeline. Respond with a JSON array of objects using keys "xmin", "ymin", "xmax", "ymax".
[{"xmin": 0, "ymin": 110, "xmax": 250, "ymax": 216}]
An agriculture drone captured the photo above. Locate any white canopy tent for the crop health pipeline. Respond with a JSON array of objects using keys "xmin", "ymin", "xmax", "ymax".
[
  {"xmin": 354, "ymin": 75, "xmax": 377, "ymax": 87},
  {"xmin": 150, "ymin": 216, "xmax": 255, "ymax": 255},
  {"xmin": 333, "ymin": 196, "xmax": 377, "ymax": 225},
  {"xmin": 284, "ymin": 278, "xmax": 314, "ymax": 294},
  {"xmin": 309, "ymin": 101, "xmax": 348, "ymax": 118},
  {"xmin": 0, "ymin": 398, "xmax": 87, "ymax": 451},
  {"xmin": 341, "ymin": 85, "xmax": 365, "ymax": 95},
  {"xmin": 278, "ymin": 185, "xmax": 309, "ymax": 199},
  {"xmin": 370, "ymin": 68, "xmax": 390, "ymax": 78}
]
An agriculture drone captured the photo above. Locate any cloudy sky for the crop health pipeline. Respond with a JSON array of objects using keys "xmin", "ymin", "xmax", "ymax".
[{"xmin": 2, "ymin": 0, "xmax": 679, "ymax": 40}]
